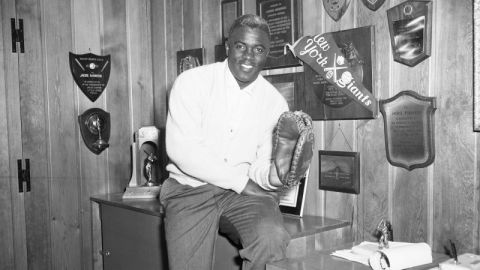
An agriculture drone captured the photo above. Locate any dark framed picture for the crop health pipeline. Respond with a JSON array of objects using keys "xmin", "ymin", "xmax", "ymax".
[
  {"xmin": 301, "ymin": 25, "xmax": 375, "ymax": 120},
  {"xmin": 222, "ymin": 0, "xmax": 242, "ymax": 42},
  {"xmin": 176, "ymin": 48, "xmax": 204, "ymax": 75},
  {"xmin": 279, "ymin": 170, "xmax": 309, "ymax": 217},
  {"xmin": 474, "ymin": 0, "xmax": 480, "ymax": 131},
  {"xmin": 263, "ymin": 69, "xmax": 304, "ymax": 111},
  {"xmin": 319, "ymin": 151, "xmax": 360, "ymax": 194},
  {"xmin": 257, "ymin": 0, "xmax": 302, "ymax": 69}
]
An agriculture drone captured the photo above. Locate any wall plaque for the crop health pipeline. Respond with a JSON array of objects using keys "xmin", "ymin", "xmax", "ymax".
[
  {"xmin": 387, "ymin": 0, "xmax": 432, "ymax": 67},
  {"xmin": 323, "ymin": 0, "xmax": 351, "ymax": 21},
  {"xmin": 69, "ymin": 52, "xmax": 110, "ymax": 102},
  {"xmin": 301, "ymin": 26, "xmax": 375, "ymax": 120},
  {"xmin": 257, "ymin": 0, "xmax": 302, "ymax": 69},
  {"xmin": 380, "ymin": 90, "xmax": 436, "ymax": 170}
]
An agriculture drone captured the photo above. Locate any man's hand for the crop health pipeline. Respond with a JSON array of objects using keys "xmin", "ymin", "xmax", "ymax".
[
  {"xmin": 269, "ymin": 162, "xmax": 283, "ymax": 187},
  {"xmin": 241, "ymin": 179, "xmax": 279, "ymax": 203}
]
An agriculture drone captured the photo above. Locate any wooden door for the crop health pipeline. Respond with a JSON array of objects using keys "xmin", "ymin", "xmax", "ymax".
[{"xmin": 1, "ymin": 0, "xmax": 51, "ymax": 268}]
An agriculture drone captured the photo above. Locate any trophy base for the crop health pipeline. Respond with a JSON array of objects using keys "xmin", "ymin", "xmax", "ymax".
[{"xmin": 122, "ymin": 185, "xmax": 161, "ymax": 200}]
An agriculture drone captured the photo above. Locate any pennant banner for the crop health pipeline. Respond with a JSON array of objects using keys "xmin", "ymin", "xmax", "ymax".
[{"xmin": 286, "ymin": 33, "xmax": 377, "ymax": 114}]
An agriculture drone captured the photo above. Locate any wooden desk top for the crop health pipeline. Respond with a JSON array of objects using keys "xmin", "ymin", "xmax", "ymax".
[
  {"xmin": 91, "ymin": 193, "xmax": 350, "ymax": 239},
  {"xmin": 267, "ymin": 242, "xmax": 449, "ymax": 270}
]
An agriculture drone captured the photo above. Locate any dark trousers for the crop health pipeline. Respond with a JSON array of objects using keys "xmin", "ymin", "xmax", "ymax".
[{"xmin": 159, "ymin": 178, "xmax": 291, "ymax": 270}]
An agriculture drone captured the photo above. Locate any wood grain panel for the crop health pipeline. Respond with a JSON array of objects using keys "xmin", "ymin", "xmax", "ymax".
[
  {"xmin": 322, "ymin": 0, "xmax": 357, "ymax": 230},
  {"xmin": 166, "ymin": 0, "xmax": 183, "ymax": 91},
  {"xmin": 103, "ymin": 0, "xmax": 133, "ymax": 192},
  {"xmin": 301, "ymin": 0, "xmax": 326, "ymax": 218},
  {"xmin": 151, "ymin": 0, "xmax": 168, "ymax": 182},
  {"xmin": 433, "ymin": 0, "xmax": 477, "ymax": 253},
  {"xmin": 127, "ymin": 0, "xmax": 154, "ymax": 130},
  {"xmin": 202, "ymin": 0, "xmax": 221, "ymax": 65},
  {"xmin": 183, "ymin": 0, "xmax": 202, "ymax": 49},
  {"xmin": 17, "ymin": 0, "xmax": 52, "ymax": 266},
  {"xmin": 0, "ymin": 0, "xmax": 16, "ymax": 267},
  {"xmin": 1, "ymin": 0, "xmax": 29, "ymax": 267},
  {"xmin": 42, "ymin": 0, "xmax": 83, "ymax": 268},
  {"xmin": 72, "ymin": 0, "xmax": 107, "ymax": 269},
  {"xmin": 389, "ymin": 0, "xmax": 430, "ymax": 243},
  {"xmin": 355, "ymin": 0, "xmax": 391, "ymax": 242}
]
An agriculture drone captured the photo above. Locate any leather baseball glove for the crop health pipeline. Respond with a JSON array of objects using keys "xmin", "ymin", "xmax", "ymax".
[{"xmin": 272, "ymin": 111, "xmax": 314, "ymax": 188}]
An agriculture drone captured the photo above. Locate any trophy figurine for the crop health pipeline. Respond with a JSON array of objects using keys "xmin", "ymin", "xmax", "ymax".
[
  {"xmin": 143, "ymin": 150, "xmax": 158, "ymax": 187},
  {"xmin": 373, "ymin": 218, "xmax": 393, "ymax": 249},
  {"xmin": 91, "ymin": 114, "xmax": 109, "ymax": 152}
]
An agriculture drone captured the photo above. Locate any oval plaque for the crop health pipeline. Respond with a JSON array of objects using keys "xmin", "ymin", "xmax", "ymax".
[{"xmin": 380, "ymin": 90, "xmax": 436, "ymax": 170}]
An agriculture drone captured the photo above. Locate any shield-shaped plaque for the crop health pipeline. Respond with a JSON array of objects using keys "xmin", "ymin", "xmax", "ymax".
[
  {"xmin": 78, "ymin": 108, "xmax": 111, "ymax": 155},
  {"xmin": 361, "ymin": 0, "xmax": 385, "ymax": 11},
  {"xmin": 323, "ymin": 0, "xmax": 351, "ymax": 22},
  {"xmin": 387, "ymin": 0, "xmax": 432, "ymax": 67},
  {"xmin": 380, "ymin": 90, "xmax": 436, "ymax": 170},
  {"xmin": 69, "ymin": 52, "xmax": 111, "ymax": 102}
]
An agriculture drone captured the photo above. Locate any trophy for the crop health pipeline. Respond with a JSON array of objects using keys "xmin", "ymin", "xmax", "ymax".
[
  {"xmin": 78, "ymin": 108, "xmax": 110, "ymax": 155},
  {"xmin": 123, "ymin": 126, "xmax": 162, "ymax": 199}
]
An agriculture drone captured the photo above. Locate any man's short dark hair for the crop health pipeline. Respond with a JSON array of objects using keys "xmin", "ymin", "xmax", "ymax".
[{"xmin": 228, "ymin": 14, "xmax": 270, "ymax": 39}]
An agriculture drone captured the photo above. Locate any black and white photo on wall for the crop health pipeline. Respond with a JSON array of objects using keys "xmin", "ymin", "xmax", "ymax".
[
  {"xmin": 387, "ymin": 0, "xmax": 432, "ymax": 67},
  {"xmin": 257, "ymin": 0, "xmax": 302, "ymax": 69},
  {"xmin": 222, "ymin": 0, "xmax": 242, "ymax": 42},
  {"xmin": 319, "ymin": 150, "xmax": 360, "ymax": 194},
  {"xmin": 300, "ymin": 26, "xmax": 375, "ymax": 120},
  {"xmin": 69, "ymin": 52, "xmax": 110, "ymax": 102},
  {"xmin": 263, "ymin": 68, "xmax": 304, "ymax": 111},
  {"xmin": 176, "ymin": 48, "xmax": 204, "ymax": 75}
]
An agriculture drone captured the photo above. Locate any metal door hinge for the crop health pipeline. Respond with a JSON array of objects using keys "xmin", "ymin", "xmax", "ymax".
[
  {"xmin": 11, "ymin": 18, "xmax": 24, "ymax": 53},
  {"xmin": 17, "ymin": 159, "xmax": 30, "ymax": 193}
]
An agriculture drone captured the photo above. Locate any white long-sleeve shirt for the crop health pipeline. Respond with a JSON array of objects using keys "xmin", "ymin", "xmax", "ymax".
[{"xmin": 165, "ymin": 60, "xmax": 289, "ymax": 193}]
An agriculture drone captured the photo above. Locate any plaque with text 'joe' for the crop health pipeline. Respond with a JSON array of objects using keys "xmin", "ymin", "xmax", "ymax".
[{"xmin": 380, "ymin": 90, "xmax": 436, "ymax": 170}]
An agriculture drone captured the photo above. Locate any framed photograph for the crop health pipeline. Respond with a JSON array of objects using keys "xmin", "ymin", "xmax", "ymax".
[
  {"xmin": 257, "ymin": 0, "xmax": 302, "ymax": 69},
  {"xmin": 300, "ymin": 25, "xmax": 375, "ymax": 120},
  {"xmin": 279, "ymin": 170, "xmax": 309, "ymax": 217},
  {"xmin": 474, "ymin": 0, "xmax": 480, "ymax": 131},
  {"xmin": 318, "ymin": 150, "xmax": 360, "ymax": 194},
  {"xmin": 263, "ymin": 69, "xmax": 304, "ymax": 111},
  {"xmin": 176, "ymin": 48, "xmax": 204, "ymax": 75},
  {"xmin": 222, "ymin": 0, "xmax": 242, "ymax": 42}
]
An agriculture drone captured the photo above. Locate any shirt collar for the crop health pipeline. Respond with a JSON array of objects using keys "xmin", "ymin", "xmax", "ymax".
[{"xmin": 223, "ymin": 60, "xmax": 256, "ymax": 96}]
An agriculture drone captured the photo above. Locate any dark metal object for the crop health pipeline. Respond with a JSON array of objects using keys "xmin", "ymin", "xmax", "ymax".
[
  {"xmin": 17, "ymin": 159, "xmax": 30, "ymax": 193},
  {"xmin": 78, "ymin": 108, "xmax": 110, "ymax": 155},
  {"xmin": 11, "ymin": 18, "xmax": 24, "ymax": 53}
]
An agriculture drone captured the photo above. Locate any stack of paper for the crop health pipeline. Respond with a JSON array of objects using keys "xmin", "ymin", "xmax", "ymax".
[{"xmin": 331, "ymin": 241, "xmax": 432, "ymax": 270}]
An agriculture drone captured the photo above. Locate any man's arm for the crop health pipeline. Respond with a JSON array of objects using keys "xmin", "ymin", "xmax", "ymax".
[{"xmin": 166, "ymin": 74, "xmax": 249, "ymax": 193}]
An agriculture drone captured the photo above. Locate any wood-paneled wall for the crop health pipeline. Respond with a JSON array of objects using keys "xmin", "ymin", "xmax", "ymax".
[{"xmin": 156, "ymin": 0, "xmax": 479, "ymax": 255}]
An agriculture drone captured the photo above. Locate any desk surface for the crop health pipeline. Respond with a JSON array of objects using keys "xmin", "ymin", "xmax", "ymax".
[
  {"xmin": 91, "ymin": 193, "xmax": 350, "ymax": 239},
  {"xmin": 267, "ymin": 242, "xmax": 449, "ymax": 270}
]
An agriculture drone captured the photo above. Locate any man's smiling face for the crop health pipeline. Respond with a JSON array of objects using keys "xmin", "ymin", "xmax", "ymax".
[{"xmin": 226, "ymin": 26, "xmax": 270, "ymax": 89}]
